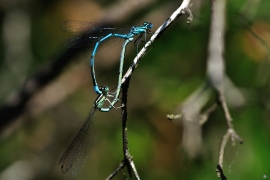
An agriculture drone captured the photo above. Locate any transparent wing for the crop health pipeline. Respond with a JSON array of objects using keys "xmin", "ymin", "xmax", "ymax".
[
  {"xmin": 84, "ymin": 36, "xmax": 125, "ymax": 55},
  {"xmin": 64, "ymin": 35, "xmax": 125, "ymax": 55},
  {"xmin": 61, "ymin": 20, "xmax": 93, "ymax": 33},
  {"xmin": 63, "ymin": 35, "xmax": 100, "ymax": 48},
  {"xmin": 61, "ymin": 20, "xmax": 130, "ymax": 34},
  {"xmin": 61, "ymin": 20, "xmax": 130, "ymax": 54},
  {"xmin": 58, "ymin": 105, "xmax": 97, "ymax": 177}
]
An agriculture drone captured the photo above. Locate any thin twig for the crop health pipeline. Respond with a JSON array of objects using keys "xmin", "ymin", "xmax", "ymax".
[
  {"xmin": 121, "ymin": 0, "xmax": 191, "ymax": 84},
  {"xmin": 107, "ymin": 75, "xmax": 140, "ymax": 179},
  {"xmin": 167, "ymin": 102, "xmax": 217, "ymax": 125},
  {"xmin": 106, "ymin": 161, "xmax": 125, "ymax": 180},
  {"xmin": 216, "ymin": 164, "xmax": 227, "ymax": 180},
  {"xmin": 207, "ymin": 0, "xmax": 243, "ymax": 178},
  {"xmin": 167, "ymin": 82, "xmax": 214, "ymax": 125},
  {"xmin": 215, "ymin": 89, "xmax": 244, "ymax": 179},
  {"xmin": 167, "ymin": 82, "xmax": 212, "ymax": 158},
  {"xmin": 120, "ymin": 76, "xmax": 140, "ymax": 179},
  {"xmin": 199, "ymin": 103, "xmax": 217, "ymax": 125},
  {"xmin": 217, "ymin": 89, "xmax": 233, "ymax": 129},
  {"xmin": 216, "ymin": 128, "xmax": 243, "ymax": 178}
]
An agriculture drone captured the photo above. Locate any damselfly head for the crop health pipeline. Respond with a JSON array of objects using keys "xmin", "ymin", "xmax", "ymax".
[
  {"xmin": 99, "ymin": 86, "xmax": 109, "ymax": 94},
  {"xmin": 143, "ymin": 22, "xmax": 153, "ymax": 29}
]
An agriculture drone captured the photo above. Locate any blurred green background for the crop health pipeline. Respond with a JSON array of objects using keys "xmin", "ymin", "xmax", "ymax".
[{"xmin": 0, "ymin": 0, "xmax": 270, "ymax": 179}]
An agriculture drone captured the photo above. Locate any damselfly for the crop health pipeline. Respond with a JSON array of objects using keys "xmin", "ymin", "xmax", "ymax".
[
  {"xmin": 61, "ymin": 21, "xmax": 153, "ymax": 111},
  {"xmin": 58, "ymin": 86, "xmax": 115, "ymax": 177}
]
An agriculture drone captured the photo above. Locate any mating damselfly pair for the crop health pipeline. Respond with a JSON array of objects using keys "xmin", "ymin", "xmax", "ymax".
[{"xmin": 58, "ymin": 21, "xmax": 153, "ymax": 177}]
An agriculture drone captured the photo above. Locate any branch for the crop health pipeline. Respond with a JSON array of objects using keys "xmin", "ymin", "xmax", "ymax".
[
  {"xmin": 199, "ymin": 103, "xmax": 217, "ymax": 125},
  {"xmin": 121, "ymin": 0, "xmax": 191, "ymax": 84},
  {"xmin": 207, "ymin": 0, "xmax": 243, "ymax": 178},
  {"xmin": 216, "ymin": 129, "xmax": 243, "ymax": 179},
  {"xmin": 166, "ymin": 82, "xmax": 214, "ymax": 158},
  {"xmin": 106, "ymin": 75, "xmax": 140, "ymax": 180},
  {"xmin": 107, "ymin": 1, "xmax": 192, "ymax": 177}
]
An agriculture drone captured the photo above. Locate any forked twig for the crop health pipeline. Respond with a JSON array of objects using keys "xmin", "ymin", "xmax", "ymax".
[{"xmin": 207, "ymin": 0, "xmax": 243, "ymax": 178}]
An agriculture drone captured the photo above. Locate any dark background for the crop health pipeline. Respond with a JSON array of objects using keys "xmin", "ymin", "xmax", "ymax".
[{"xmin": 0, "ymin": 0, "xmax": 270, "ymax": 179}]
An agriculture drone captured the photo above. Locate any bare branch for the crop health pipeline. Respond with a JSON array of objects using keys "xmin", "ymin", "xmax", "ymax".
[
  {"xmin": 106, "ymin": 161, "xmax": 125, "ymax": 180},
  {"xmin": 216, "ymin": 129, "xmax": 243, "ymax": 179},
  {"xmin": 207, "ymin": 0, "xmax": 243, "ymax": 178},
  {"xmin": 107, "ymin": 75, "xmax": 140, "ymax": 179},
  {"xmin": 216, "ymin": 164, "xmax": 227, "ymax": 180},
  {"xmin": 207, "ymin": 0, "xmax": 225, "ymax": 90},
  {"xmin": 121, "ymin": 0, "xmax": 191, "ymax": 84},
  {"xmin": 167, "ymin": 82, "xmax": 212, "ymax": 158},
  {"xmin": 199, "ymin": 103, "xmax": 217, "ymax": 125}
]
